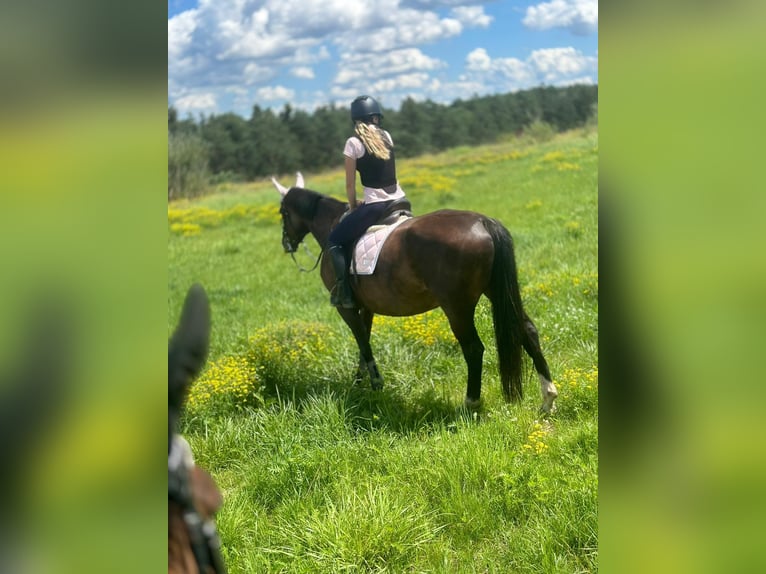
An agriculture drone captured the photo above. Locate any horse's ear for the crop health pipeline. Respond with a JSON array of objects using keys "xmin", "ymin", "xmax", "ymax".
[
  {"xmin": 168, "ymin": 284, "xmax": 210, "ymax": 416},
  {"xmin": 0, "ymin": 292, "xmax": 72, "ymax": 484},
  {"xmin": 295, "ymin": 172, "xmax": 304, "ymax": 188},
  {"xmin": 271, "ymin": 176, "xmax": 289, "ymax": 197}
]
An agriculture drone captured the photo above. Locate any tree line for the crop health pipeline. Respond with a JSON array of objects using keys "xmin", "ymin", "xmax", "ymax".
[{"xmin": 168, "ymin": 84, "xmax": 597, "ymax": 198}]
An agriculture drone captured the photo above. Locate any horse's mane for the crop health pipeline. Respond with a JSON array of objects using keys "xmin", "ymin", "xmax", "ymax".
[{"xmin": 285, "ymin": 187, "xmax": 344, "ymax": 219}]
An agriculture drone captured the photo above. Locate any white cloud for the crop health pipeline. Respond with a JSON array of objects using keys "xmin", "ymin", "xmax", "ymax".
[
  {"xmin": 401, "ymin": 0, "xmax": 488, "ymax": 7},
  {"xmin": 373, "ymin": 73, "xmax": 432, "ymax": 92},
  {"xmin": 174, "ymin": 92, "xmax": 217, "ymax": 113},
  {"xmin": 291, "ymin": 66, "xmax": 315, "ymax": 79},
  {"xmin": 466, "ymin": 48, "xmax": 492, "ymax": 71},
  {"xmin": 338, "ymin": 10, "xmax": 463, "ymax": 54},
  {"xmin": 243, "ymin": 62, "xmax": 273, "ymax": 85},
  {"xmin": 330, "ymin": 72, "xmax": 431, "ymax": 101},
  {"xmin": 528, "ymin": 47, "xmax": 597, "ymax": 81},
  {"xmin": 369, "ymin": 76, "xmax": 489, "ymax": 110},
  {"xmin": 256, "ymin": 85, "xmax": 295, "ymax": 101},
  {"xmin": 494, "ymin": 58, "xmax": 536, "ymax": 85},
  {"xmin": 463, "ymin": 46, "xmax": 596, "ymax": 94},
  {"xmin": 523, "ymin": 0, "xmax": 598, "ymax": 36},
  {"xmin": 451, "ymin": 6, "xmax": 493, "ymax": 28},
  {"xmin": 335, "ymin": 48, "xmax": 445, "ymax": 86},
  {"xmin": 170, "ymin": 0, "xmax": 441, "ymax": 112},
  {"xmin": 553, "ymin": 75, "xmax": 595, "ymax": 87},
  {"xmin": 168, "ymin": 9, "xmax": 198, "ymax": 61},
  {"xmin": 168, "ymin": 0, "xmax": 598, "ymax": 114},
  {"xmin": 466, "ymin": 48, "xmax": 534, "ymax": 84}
]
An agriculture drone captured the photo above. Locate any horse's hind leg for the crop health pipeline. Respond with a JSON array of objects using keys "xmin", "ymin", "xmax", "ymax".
[
  {"xmin": 522, "ymin": 315, "xmax": 558, "ymax": 414},
  {"xmin": 443, "ymin": 305, "xmax": 485, "ymax": 410}
]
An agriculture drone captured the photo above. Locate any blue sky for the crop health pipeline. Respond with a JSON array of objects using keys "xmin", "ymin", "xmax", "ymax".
[{"xmin": 168, "ymin": 0, "xmax": 597, "ymax": 117}]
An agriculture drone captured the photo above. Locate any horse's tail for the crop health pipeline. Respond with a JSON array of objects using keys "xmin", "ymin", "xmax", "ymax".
[{"xmin": 483, "ymin": 217, "xmax": 525, "ymax": 402}]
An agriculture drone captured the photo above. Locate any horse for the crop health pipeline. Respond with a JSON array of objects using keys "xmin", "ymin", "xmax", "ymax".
[
  {"xmin": 168, "ymin": 284, "xmax": 227, "ymax": 574},
  {"xmin": 271, "ymin": 173, "xmax": 558, "ymax": 413}
]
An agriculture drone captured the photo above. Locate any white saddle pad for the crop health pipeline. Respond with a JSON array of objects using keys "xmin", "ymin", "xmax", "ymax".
[{"xmin": 351, "ymin": 216, "xmax": 410, "ymax": 275}]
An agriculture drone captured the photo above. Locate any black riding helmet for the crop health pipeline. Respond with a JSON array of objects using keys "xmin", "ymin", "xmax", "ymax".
[{"xmin": 350, "ymin": 95, "xmax": 383, "ymax": 123}]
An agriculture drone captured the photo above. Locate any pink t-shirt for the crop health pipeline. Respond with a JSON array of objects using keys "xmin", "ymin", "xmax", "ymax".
[{"xmin": 344, "ymin": 132, "xmax": 406, "ymax": 204}]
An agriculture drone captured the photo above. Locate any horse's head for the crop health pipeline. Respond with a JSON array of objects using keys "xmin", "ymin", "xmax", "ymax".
[
  {"xmin": 271, "ymin": 172, "xmax": 311, "ymax": 253},
  {"xmin": 168, "ymin": 285, "xmax": 226, "ymax": 574}
]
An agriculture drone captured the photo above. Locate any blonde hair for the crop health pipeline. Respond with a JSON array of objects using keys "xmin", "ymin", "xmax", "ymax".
[{"xmin": 354, "ymin": 121, "xmax": 391, "ymax": 160}]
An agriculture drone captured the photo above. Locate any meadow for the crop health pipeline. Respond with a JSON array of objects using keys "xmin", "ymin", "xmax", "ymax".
[{"xmin": 168, "ymin": 128, "xmax": 598, "ymax": 572}]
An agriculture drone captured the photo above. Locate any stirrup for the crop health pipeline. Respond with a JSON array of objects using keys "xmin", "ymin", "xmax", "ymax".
[{"xmin": 330, "ymin": 284, "xmax": 356, "ymax": 309}]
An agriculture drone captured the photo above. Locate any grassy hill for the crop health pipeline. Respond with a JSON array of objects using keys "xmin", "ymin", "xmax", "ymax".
[{"xmin": 168, "ymin": 128, "xmax": 598, "ymax": 572}]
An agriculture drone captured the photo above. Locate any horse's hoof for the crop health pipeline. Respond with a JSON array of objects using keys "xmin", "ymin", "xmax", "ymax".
[
  {"xmin": 458, "ymin": 399, "xmax": 482, "ymax": 424},
  {"xmin": 463, "ymin": 397, "xmax": 482, "ymax": 412},
  {"xmin": 538, "ymin": 402, "xmax": 557, "ymax": 417},
  {"xmin": 538, "ymin": 376, "xmax": 558, "ymax": 417},
  {"xmin": 371, "ymin": 379, "xmax": 383, "ymax": 391}
]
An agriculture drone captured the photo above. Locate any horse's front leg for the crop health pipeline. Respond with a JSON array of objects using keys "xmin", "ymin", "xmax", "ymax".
[
  {"xmin": 351, "ymin": 308, "xmax": 380, "ymax": 386},
  {"xmin": 360, "ymin": 308, "xmax": 381, "ymax": 388},
  {"xmin": 338, "ymin": 306, "xmax": 383, "ymax": 390}
]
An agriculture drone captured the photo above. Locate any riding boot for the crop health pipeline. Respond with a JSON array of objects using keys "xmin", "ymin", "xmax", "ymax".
[{"xmin": 328, "ymin": 245, "xmax": 356, "ymax": 309}]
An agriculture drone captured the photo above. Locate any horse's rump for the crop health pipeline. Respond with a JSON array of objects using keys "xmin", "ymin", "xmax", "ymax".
[
  {"xmin": 386, "ymin": 209, "xmax": 495, "ymax": 275},
  {"xmin": 354, "ymin": 210, "xmax": 495, "ymax": 315}
]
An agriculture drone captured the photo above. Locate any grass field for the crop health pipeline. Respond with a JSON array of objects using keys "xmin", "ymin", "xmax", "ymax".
[{"xmin": 168, "ymin": 128, "xmax": 598, "ymax": 572}]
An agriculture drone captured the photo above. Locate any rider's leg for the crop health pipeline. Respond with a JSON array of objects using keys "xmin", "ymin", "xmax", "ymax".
[{"xmin": 327, "ymin": 244, "xmax": 355, "ymax": 308}]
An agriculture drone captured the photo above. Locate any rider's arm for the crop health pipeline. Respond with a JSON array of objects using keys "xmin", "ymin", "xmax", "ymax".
[{"xmin": 345, "ymin": 155, "xmax": 358, "ymax": 209}]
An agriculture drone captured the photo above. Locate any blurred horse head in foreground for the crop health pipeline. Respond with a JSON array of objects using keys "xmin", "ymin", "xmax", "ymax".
[{"xmin": 168, "ymin": 284, "xmax": 226, "ymax": 574}]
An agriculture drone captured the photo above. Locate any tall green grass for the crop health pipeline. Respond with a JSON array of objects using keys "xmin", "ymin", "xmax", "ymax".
[{"xmin": 169, "ymin": 128, "xmax": 598, "ymax": 572}]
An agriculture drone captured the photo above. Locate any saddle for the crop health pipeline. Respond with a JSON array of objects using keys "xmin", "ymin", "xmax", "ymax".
[
  {"xmin": 351, "ymin": 199, "xmax": 412, "ymax": 276},
  {"xmin": 375, "ymin": 198, "xmax": 412, "ymax": 226}
]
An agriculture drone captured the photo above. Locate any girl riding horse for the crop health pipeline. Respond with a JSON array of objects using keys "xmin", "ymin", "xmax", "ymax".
[{"xmin": 327, "ymin": 95, "xmax": 409, "ymax": 309}]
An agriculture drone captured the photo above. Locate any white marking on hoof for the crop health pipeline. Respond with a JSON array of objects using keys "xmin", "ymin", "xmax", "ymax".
[
  {"xmin": 464, "ymin": 397, "xmax": 482, "ymax": 412},
  {"xmin": 539, "ymin": 374, "xmax": 558, "ymax": 414}
]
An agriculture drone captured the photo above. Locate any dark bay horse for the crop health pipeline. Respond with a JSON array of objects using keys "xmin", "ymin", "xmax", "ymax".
[
  {"xmin": 169, "ymin": 285, "xmax": 227, "ymax": 574},
  {"xmin": 272, "ymin": 173, "xmax": 558, "ymax": 413}
]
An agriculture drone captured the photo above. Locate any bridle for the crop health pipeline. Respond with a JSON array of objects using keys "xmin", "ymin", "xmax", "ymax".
[
  {"xmin": 280, "ymin": 204, "xmax": 323, "ymax": 273},
  {"xmin": 169, "ymin": 435, "xmax": 227, "ymax": 574}
]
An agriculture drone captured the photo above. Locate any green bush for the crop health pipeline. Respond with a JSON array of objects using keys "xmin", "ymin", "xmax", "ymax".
[
  {"xmin": 246, "ymin": 321, "xmax": 342, "ymax": 394},
  {"xmin": 521, "ymin": 120, "xmax": 557, "ymax": 143},
  {"xmin": 168, "ymin": 132, "xmax": 210, "ymax": 200},
  {"xmin": 186, "ymin": 354, "xmax": 262, "ymax": 417}
]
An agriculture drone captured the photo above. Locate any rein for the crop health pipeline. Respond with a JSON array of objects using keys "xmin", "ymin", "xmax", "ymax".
[
  {"xmin": 289, "ymin": 242, "xmax": 324, "ymax": 273},
  {"xmin": 281, "ymin": 191, "xmax": 327, "ymax": 273}
]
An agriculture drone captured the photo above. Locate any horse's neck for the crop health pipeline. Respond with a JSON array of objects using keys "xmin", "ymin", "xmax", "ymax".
[{"xmin": 309, "ymin": 199, "xmax": 345, "ymax": 249}]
